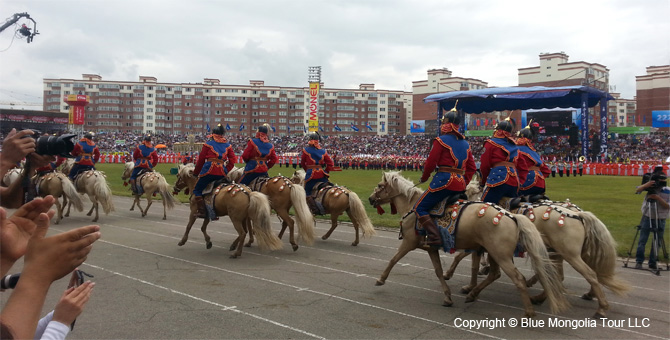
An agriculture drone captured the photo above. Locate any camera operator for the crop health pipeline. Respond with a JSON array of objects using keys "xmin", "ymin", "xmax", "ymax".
[
  {"xmin": 634, "ymin": 168, "xmax": 669, "ymax": 270},
  {"xmin": 0, "ymin": 129, "xmax": 55, "ymax": 208}
]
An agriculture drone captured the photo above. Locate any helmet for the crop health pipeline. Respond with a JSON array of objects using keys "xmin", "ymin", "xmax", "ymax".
[
  {"xmin": 308, "ymin": 132, "xmax": 320, "ymax": 141},
  {"xmin": 496, "ymin": 119, "xmax": 514, "ymax": 133},
  {"xmin": 144, "ymin": 134, "xmax": 152, "ymax": 142},
  {"xmin": 212, "ymin": 123, "xmax": 225, "ymax": 135},
  {"xmin": 257, "ymin": 124, "xmax": 269, "ymax": 134},
  {"xmin": 84, "ymin": 132, "xmax": 94, "ymax": 139},
  {"xmin": 518, "ymin": 127, "xmax": 533, "ymax": 139},
  {"xmin": 442, "ymin": 111, "xmax": 460, "ymax": 125}
]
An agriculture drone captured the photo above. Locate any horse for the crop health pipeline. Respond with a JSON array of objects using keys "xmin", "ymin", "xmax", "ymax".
[
  {"xmin": 1, "ymin": 168, "xmax": 22, "ymax": 187},
  {"xmin": 65, "ymin": 170, "xmax": 115, "ymax": 222},
  {"xmin": 228, "ymin": 167, "xmax": 314, "ymax": 251},
  {"xmin": 61, "ymin": 158, "xmax": 74, "ymax": 176},
  {"xmin": 173, "ymin": 164, "xmax": 283, "ymax": 258},
  {"xmin": 35, "ymin": 171, "xmax": 84, "ymax": 224},
  {"xmin": 369, "ymin": 171, "xmax": 568, "ymax": 317},
  {"xmin": 121, "ymin": 162, "xmax": 179, "ymax": 220},
  {"xmin": 290, "ymin": 169, "xmax": 375, "ymax": 246},
  {"xmin": 461, "ymin": 183, "xmax": 630, "ymax": 318}
]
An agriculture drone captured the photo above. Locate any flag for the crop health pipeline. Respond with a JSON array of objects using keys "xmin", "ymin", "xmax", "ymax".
[
  {"xmin": 334, "ymin": 124, "xmax": 342, "ymax": 131},
  {"xmin": 271, "ymin": 125, "xmax": 276, "ymax": 133},
  {"xmin": 351, "ymin": 123, "xmax": 359, "ymax": 132},
  {"xmin": 476, "ymin": 119, "xmax": 481, "ymax": 127},
  {"xmin": 642, "ymin": 116, "xmax": 646, "ymax": 123},
  {"xmin": 239, "ymin": 123, "xmax": 245, "ymax": 131},
  {"xmin": 287, "ymin": 125, "xmax": 291, "ymax": 132},
  {"xmin": 303, "ymin": 126, "xmax": 307, "ymax": 133},
  {"xmin": 225, "ymin": 123, "xmax": 231, "ymax": 130},
  {"xmin": 206, "ymin": 123, "xmax": 210, "ymax": 133},
  {"xmin": 318, "ymin": 126, "xmax": 324, "ymax": 132},
  {"xmin": 380, "ymin": 121, "xmax": 385, "ymax": 132},
  {"xmin": 484, "ymin": 118, "xmax": 489, "ymax": 127},
  {"xmin": 365, "ymin": 122, "xmax": 373, "ymax": 131}
]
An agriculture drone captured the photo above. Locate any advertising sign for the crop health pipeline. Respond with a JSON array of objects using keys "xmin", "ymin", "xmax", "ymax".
[
  {"xmin": 308, "ymin": 82, "xmax": 319, "ymax": 132},
  {"xmin": 652, "ymin": 110, "xmax": 670, "ymax": 128}
]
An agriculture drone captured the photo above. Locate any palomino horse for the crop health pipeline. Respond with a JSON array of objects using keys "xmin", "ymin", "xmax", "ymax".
[
  {"xmin": 65, "ymin": 170, "xmax": 115, "ymax": 222},
  {"xmin": 369, "ymin": 171, "xmax": 568, "ymax": 317},
  {"xmin": 121, "ymin": 162, "xmax": 178, "ymax": 220},
  {"xmin": 173, "ymin": 164, "xmax": 282, "ymax": 258},
  {"xmin": 1, "ymin": 168, "xmax": 22, "ymax": 187},
  {"xmin": 35, "ymin": 171, "xmax": 84, "ymax": 224},
  {"xmin": 462, "ymin": 184, "xmax": 629, "ymax": 318},
  {"xmin": 61, "ymin": 158, "xmax": 74, "ymax": 176},
  {"xmin": 290, "ymin": 170, "xmax": 375, "ymax": 246},
  {"xmin": 228, "ymin": 167, "xmax": 314, "ymax": 251}
]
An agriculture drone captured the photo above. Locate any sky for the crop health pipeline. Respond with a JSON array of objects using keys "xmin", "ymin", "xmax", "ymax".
[{"xmin": 1, "ymin": 0, "xmax": 669, "ymax": 109}]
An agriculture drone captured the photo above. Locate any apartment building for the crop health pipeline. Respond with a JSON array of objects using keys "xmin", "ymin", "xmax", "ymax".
[
  {"xmin": 412, "ymin": 68, "xmax": 488, "ymax": 121},
  {"xmin": 607, "ymin": 93, "xmax": 637, "ymax": 127},
  {"xmin": 42, "ymin": 74, "xmax": 411, "ymax": 136},
  {"xmin": 518, "ymin": 52, "xmax": 610, "ymax": 91},
  {"xmin": 635, "ymin": 65, "xmax": 670, "ymax": 126}
]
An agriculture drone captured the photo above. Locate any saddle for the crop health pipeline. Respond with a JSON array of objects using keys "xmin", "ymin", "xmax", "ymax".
[
  {"xmin": 74, "ymin": 170, "xmax": 99, "ymax": 190},
  {"xmin": 202, "ymin": 177, "xmax": 231, "ymax": 196},
  {"xmin": 248, "ymin": 176, "xmax": 270, "ymax": 192},
  {"xmin": 203, "ymin": 182, "xmax": 249, "ymax": 220}
]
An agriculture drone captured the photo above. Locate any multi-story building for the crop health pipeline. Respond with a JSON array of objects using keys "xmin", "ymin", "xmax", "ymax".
[
  {"xmin": 42, "ymin": 74, "xmax": 411, "ymax": 136},
  {"xmin": 635, "ymin": 65, "xmax": 670, "ymax": 126},
  {"xmin": 518, "ymin": 52, "xmax": 609, "ymax": 91},
  {"xmin": 607, "ymin": 93, "xmax": 637, "ymax": 127},
  {"xmin": 412, "ymin": 68, "xmax": 488, "ymax": 121}
]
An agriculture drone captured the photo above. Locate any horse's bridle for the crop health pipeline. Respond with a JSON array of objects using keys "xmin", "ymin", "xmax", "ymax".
[{"xmin": 370, "ymin": 182, "xmax": 404, "ymax": 206}]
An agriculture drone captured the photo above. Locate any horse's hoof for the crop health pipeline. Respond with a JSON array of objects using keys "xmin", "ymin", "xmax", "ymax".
[
  {"xmin": 206, "ymin": 242, "xmax": 213, "ymax": 249},
  {"xmin": 464, "ymin": 295, "xmax": 476, "ymax": 303},
  {"xmin": 229, "ymin": 255, "xmax": 238, "ymax": 259},
  {"xmin": 292, "ymin": 244, "xmax": 299, "ymax": 251},
  {"xmin": 442, "ymin": 299, "xmax": 453, "ymax": 307},
  {"xmin": 460, "ymin": 286, "xmax": 472, "ymax": 294},
  {"xmin": 162, "ymin": 217, "xmax": 166, "ymax": 220},
  {"xmin": 87, "ymin": 212, "xmax": 92, "ymax": 216},
  {"xmin": 129, "ymin": 208, "xmax": 134, "ymax": 211},
  {"xmin": 592, "ymin": 312, "xmax": 606, "ymax": 319},
  {"xmin": 92, "ymin": 218, "xmax": 98, "ymax": 222},
  {"xmin": 64, "ymin": 214, "xmax": 69, "ymax": 217},
  {"xmin": 321, "ymin": 235, "xmax": 328, "ymax": 240},
  {"xmin": 524, "ymin": 311, "xmax": 537, "ymax": 318},
  {"xmin": 178, "ymin": 241, "xmax": 185, "ymax": 246},
  {"xmin": 375, "ymin": 280, "xmax": 385, "ymax": 286},
  {"xmin": 530, "ymin": 295, "xmax": 546, "ymax": 305},
  {"xmin": 443, "ymin": 272, "xmax": 453, "ymax": 280},
  {"xmin": 228, "ymin": 245, "xmax": 236, "ymax": 251},
  {"xmin": 581, "ymin": 293, "xmax": 594, "ymax": 301},
  {"xmin": 244, "ymin": 243, "xmax": 251, "ymax": 248},
  {"xmin": 351, "ymin": 242, "xmax": 358, "ymax": 246}
]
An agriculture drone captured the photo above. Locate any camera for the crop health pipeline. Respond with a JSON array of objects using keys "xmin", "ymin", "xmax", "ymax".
[
  {"xmin": 641, "ymin": 166, "xmax": 668, "ymax": 195},
  {"xmin": 22, "ymin": 130, "xmax": 77, "ymax": 157}
]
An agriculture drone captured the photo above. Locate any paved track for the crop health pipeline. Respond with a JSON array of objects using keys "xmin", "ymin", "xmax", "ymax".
[{"xmin": 5, "ymin": 195, "xmax": 669, "ymax": 339}]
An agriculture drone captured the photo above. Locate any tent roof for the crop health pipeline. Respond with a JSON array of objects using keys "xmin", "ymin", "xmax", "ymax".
[{"xmin": 423, "ymin": 85, "xmax": 614, "ymax": 114}]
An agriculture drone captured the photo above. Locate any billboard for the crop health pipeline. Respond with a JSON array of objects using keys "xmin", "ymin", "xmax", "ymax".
[
  {"xmin": 308, "ymin": 83, "xmax": 319, "ymax": 132},
  {"xmin": 410, "ymin": 120, "xmax": 425, "ymax": 133},
  {"xmin": 652, "ymin": 110, "xmax": 670, "ymax": 128}
]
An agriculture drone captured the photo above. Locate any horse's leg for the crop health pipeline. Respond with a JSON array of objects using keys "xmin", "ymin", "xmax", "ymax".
[
  {"xmin": 53, "ymin": 197, "xmax": 62, "ymax": 224},
  {"xmin": 345, "ymin": 210, "xmax": 360, "ymax": 246},
  {"xmin": 427, "ymin": 248, "xmax": 453, "ymax": 307},
  {"xmin": 492, "ymin": 254, "xmax": 537, "ymax": 317},
  {"xmin": 61, "ymin": 195, "xmax": 68, "ymax": 216},
  {"xmin": 200, "ymin": 218, "xmax": 212, "ymax": 249},
  {"xmin": 465, "ymin": 258, "xmax": 501, "ymax": 302},
  {"xmin": 230, "ymin": 217, "xmax": 247, "ymax": 258},
  {"xmin": 278, "ymin": 219, "xmax": 288, "ymax": 240},
  {"xmin": 244, "ymin": 218, "xmax": 254, "ymax": 248},
  {"xmin": 92, "ymin": 200, "xmax": 99, "ymax": 222},
  {"xmin": 376, "ymin": 236, "xmax": 418, "ymax": 285},
  {"xmin": 530, "ymin": 253, "xmax": 563, "ymax": 304},
  {"xmin": 321, "ymin": 213, "xmax": 341, "ymax": 241},
  {"xmin": 277, "ymin": 209, "xmax": 298, "ymax": 251},
  {"xmin": 178, "ymin": 211, "xmax": 197, "ymax": 246},
  {"xmin": 461, "ymin": 252, "xmax": 482, "ymax": 294},
  {"xmin": 564, "ymin": 256, "xmax": 609, "ymax": 318},
  {"xmin": 161, "ymin": 195, "xmax": 167, "ymax": 220},
  {"xmin": 135, "ymin": 196, "xmax": 145, "ymax": 216},
  {"xmin": 129, "ymin": 195, "xmax": 137, "ymax": 211},
  {"xmin": 65, "ymin": 199, "xmax": 72, "ymax": 217},
  {"xmin": 444, "ymin": 251, "xmax": 470, "ymax": 280},
  {"xmin": 142, "ymin": 196, "xmax": 154, "ymax": 217}
]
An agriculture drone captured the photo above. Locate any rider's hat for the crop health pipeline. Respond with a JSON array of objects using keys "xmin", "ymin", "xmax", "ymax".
[
  {"xmin": 143, "ymin": 134, "xmax": 152, "ymax": 142},
  {"xmin": 441, "ymin": 100, "xmax": 460, "ymax": 125},
  {"xmin": 84, "ymin": 131, "xmax": 94, "ymax": 139},
  {"xmin": 212, "ymin": 123, "xmax": 225, "ymax": 135},
  {"xmin": 257, "ymin": 123, "xmax": 270, "ymax": 134}
]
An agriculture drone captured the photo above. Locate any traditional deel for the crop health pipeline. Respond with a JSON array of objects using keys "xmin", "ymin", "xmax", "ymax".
[
  {"xmin": 483, "ymin": 135, "xmax": 519, "ymax": 187},
  {"xmin": 198, "ymin": 138, "xmax": 236, "ymax": 177},
  {"xmin": 425, "ymin": 134, "xmax": 472, "ymax": 193}
]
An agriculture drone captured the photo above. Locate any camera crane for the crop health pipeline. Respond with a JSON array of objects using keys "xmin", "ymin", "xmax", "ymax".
[{"xmin": 0, "ymin": 12, "xmax": 39, "ymax": 43}]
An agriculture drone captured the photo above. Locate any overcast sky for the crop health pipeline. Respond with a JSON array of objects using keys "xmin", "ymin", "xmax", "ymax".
[{"xmin": 1, "ymin": 0, "xmax": 668, "ymax": 109}]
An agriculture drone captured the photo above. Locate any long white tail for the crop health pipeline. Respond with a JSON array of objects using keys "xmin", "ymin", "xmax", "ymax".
[
  {"xmin": 580, "ymin": 211, "xmax": 630, "ymax": 295},
  {"xmin": 347, "ymin": 191, "xmax": 376, "ymax": 238},
  {"xmin": 93, "ymin": 172, "xmax": 115, "ymax": 214},
  {"xmin": 57, "ymin": 173, "xmax": 83, "ymax": 212},
  {"xmin": 156, "ymin": 173, "xmax": 178, "ymax": 209},
  {"xmin": 289, "ymin": 184, "xmax": 315, "ymax": 245},
  {"xmin": 514, "ymin": 213, "xmax": 569, "ymax": 314},
  {"xmin": 248, "ymin": 192, "xmax": 283, "ymax": 251}
]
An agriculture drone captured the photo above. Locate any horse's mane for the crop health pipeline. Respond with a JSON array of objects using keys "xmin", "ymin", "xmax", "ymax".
[
  {"xmin": 124, "ymin": 161, "xmax": 134, "ymax": 170},
  {"xmin": 383, "ymin": 171, "xmax": 422, "ymax": 198},
  {"xmin": 465, "ymin": 171, "xmax": 482, "ymax": 200},
  {"xmin": 178, "ymin": 163, "xmax": 195, "ymax": 177},
  {"xmin": 293, "ymin": 169, "xmax": 305, "ymax": 179}
]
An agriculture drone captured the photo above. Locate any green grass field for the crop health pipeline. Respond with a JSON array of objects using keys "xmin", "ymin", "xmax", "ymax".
[{"xmin": 97, "ymin": 163, "xmax": 667, "ymax": 257}]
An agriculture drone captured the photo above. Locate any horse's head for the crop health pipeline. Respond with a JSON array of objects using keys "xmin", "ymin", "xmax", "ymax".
[
  {"xmin": 227, "ymin": 166, "xmax": 243, "ymax": 182},
  {"xmin": 121, "ymin": 161, "xmax": 134, "ymax": 181},
  {"xmin": 465, "ymin": 171, "xmax": 483, "ymax": 201},
  {"xmin": 369, "ymin": 171, "xmax": 418, "ymax": 215},
  {"xmin": 173, "ymin": 164, "xmax": 196, "ymax": 194},
  {"xmin": 290, "ymin": 170, "xmax": 305, "ymax": 185}
]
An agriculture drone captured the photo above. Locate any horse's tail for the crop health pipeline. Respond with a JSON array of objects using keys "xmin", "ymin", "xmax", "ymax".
[
  {"xmin": 93, "ymin": 173, "xmax": 115, "ymax": 214},
  {"xmin": 248, "ymin": 192, "xmax": 283, "ymax": 251},
  {"xmin": 347, "ymin": 191, "xmax": 376, "ymax": 238},
  {"xmin": 289, "ymin": 184, "xmax": 315, "ymax": 245},
  {"xmin": 580, "ymin": 211, "xmax": 631, "ymax": 296},
  {"xmin": 156, "ymin": 174, "xmax": 178, "ymax": 210},
  {"xmin": 58, "ymin": 173, "xmax": 84, "ymax": 212},
  {"xmin": 514, "ymin": 213, "xmax": 570, "ymax": 314}
]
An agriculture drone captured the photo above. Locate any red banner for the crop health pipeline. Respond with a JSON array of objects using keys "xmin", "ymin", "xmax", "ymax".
[
  {"xmin": 70, "ymin": 105, "xmax": 85, "ymax": 125},
  {"xmin": 7, "ymin": 114, "xmax": 26, "ymax": 121}
]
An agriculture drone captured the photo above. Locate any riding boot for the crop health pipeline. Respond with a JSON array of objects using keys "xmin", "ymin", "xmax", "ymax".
[
  {"xmin": 306, "ymin": 196, "xmax": 325, "ymax": 215},
  {"xmin": 195, "ymin": 196, "xmax": 207, "ymax": 219},
  {"xmin": 418, "ymin": 215, "xmax": 442, "ymax": 247},
  {"xmin": 129, "ymin": 179, "xmax": 138, "ymax": 195}
]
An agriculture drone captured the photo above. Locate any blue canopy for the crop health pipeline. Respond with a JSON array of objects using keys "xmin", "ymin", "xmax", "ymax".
[{"xmin": 423, "ymin": 85, "xmax": 614, "ymax": 114}]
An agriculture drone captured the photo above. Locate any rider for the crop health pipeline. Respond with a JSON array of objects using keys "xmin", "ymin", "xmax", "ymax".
[
  {"xmin": 515, "ymin": 121, "xmax": 550, "ymax": 199},
  {"xmin": 300, "ymin": 132, "xmax": 334, "ymax": 215},
  {"xmin": 35, "ymin": 156, "xmax": 65, "ymax": 177},
  {"xmin": 129, "ymin": 135, "xmax": 158, "ymax": 195},
  {"xmin": 68, "ymin": 132, "xmax": 100, "ymax": 180},
  {"xmin": 239, "ymin": 124, "xmax": 278, "ymax": 185},
  {"xmin": 192, "ymin": 124, "xmax": 237, "ymax": 218},
  {"xmin": 479, "ymin": 117, "xmax": 529, "ymax": 206},
  {"xmin": 413, "ymin": 105, "xmax": 476, "ymax": 247}
]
